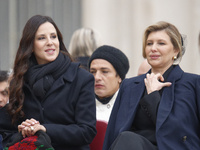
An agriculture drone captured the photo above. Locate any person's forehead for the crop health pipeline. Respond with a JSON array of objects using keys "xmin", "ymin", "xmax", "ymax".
[
  {"xmin": 0, "ymin": 81, "xmax": 9, "ymax": 89},
  {"xmin": 91, "ymin": 59, "xmax": 114, "ymax": 69}
]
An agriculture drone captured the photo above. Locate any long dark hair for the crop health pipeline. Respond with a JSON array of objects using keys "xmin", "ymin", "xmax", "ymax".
[{"xmin": 7, "ymin": 15, "xmax": 72, "ymax": 124}]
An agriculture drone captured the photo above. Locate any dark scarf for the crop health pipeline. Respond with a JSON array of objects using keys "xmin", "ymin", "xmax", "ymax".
[
  {"xmin": 96, "ymin": 94, "xmax": 114, "ymax": 104},
  {"xmin": 25, "ymin": 52, "xmax": 70, "ymax": 100}
]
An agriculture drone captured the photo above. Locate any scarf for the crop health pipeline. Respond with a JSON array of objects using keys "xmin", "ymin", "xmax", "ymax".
[
  {"xmin": 95, "ymin": 94, "xmax": 114, "ymax": 104},
  {"xmin": 25, "ymin": 52, "xmax": 70, "ymax": 101}
]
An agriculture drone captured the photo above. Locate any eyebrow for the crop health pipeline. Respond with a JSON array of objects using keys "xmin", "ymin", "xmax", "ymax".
[
  {"xmin": 90, "ymin": 67, "xmax": 110, "ymax": 70},
  {"xmin": 0, "ymin": 87, "xmax": 8, "ymax": 92},
  {"xmin": 36, "ymin": 32, "xmax": 56, "ymax": 36},
  {"xmin": 0, "ymin": 89, "xmax": 8, "ymax": 95},
  {"xmin": 147, "ymin": 39, "xmax": 166, "ymax": 41}
]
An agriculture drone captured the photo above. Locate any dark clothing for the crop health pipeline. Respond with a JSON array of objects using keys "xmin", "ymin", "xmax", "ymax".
[
  {"xmin": 0, "ymin": 106, "xmax": 16, "ymax": 146},
  {"xmin": 110, "ymin": 131, "xmax": 157, "ymax": 150},
  {"xmin": 103, "ymin": 65, "xmax": 200, "ymax": 150},
  {"xmin": 131, "ymin": 65, "xmax": 174, "ymax": 145},
  {"xmin": 74, "ymin": 56, "xmax": 90, "ymax": 70},
  {"xmin": 0, "ymin": 60, "xmax": 96, "ymax": 150},
  {"xmin": 0, "ymin": 134, "xmax": 2, "ymax": 150},
  {"xmin": 25, "ymin": 52, "xmax": 71, "ymax": 101},
  {"xmin": 96, "ymin": 94, "xmax": 114, "ymax": 104},
  {"xmin": 131, "ymin": 91, "xmax": 160, "ymax": 146}
]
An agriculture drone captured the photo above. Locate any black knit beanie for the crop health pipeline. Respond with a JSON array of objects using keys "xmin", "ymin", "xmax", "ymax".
[{"xmin": 88, "ymin": 45, "xmax": 129, "ymax": 80}]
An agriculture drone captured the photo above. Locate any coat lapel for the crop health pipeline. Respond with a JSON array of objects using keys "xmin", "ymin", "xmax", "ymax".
[
  {"xmin": 156, "ymin": 65, "xmax": 183, "ymax": 131},
  {"xmin": 129, "ymin": 77, "xmax": 145, "ymax": 115},
  {"xmin": 45, "ymin": 62, "xmax": 79, "ymax": 99},
  {"xmin": 118, "ymin": 75, "xmax": 146, "ymax": 132}
]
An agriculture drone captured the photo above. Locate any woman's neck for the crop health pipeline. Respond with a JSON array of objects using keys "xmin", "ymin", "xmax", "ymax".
[{"xmin": 151, "ymin": 64, "xmax": 173, "ymax": 75}]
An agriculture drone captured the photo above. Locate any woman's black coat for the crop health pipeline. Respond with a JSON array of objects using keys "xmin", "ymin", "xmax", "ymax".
[{"xmin": 0, "ymin": 62, "xmax": 97, "ymax": 150}]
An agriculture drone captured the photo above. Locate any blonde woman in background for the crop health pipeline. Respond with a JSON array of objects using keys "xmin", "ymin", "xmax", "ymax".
[{"xmin": 69, "ymin": 27, "xmax": 103, "ymax": 70}]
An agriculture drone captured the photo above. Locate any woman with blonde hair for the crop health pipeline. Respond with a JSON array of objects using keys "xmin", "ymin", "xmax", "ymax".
[
  {"xmin": 69, "ymin": 27, "xmax": 102, "ymax": 70},
  {"xmin": 103, "ymin": 21, "xmax": 200, "ymax": 150}
]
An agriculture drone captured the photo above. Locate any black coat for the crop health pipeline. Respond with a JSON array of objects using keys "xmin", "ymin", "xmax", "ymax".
[
  {"xmin": 0, "ymin": 62, "xmax": 97, "ymax": 150},
  {"xmin": 103, "ymin": 65, "xmax": 200, "ymax": 150}
]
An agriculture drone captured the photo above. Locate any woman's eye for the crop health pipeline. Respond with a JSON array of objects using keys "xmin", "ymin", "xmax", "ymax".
[
  {"xmin": 147, "ymin": 43, "xmax": 152, "ymax": 45},
  {"xmin": 159, "ymin": 42, "xmax": 165, "ymax": 45},
  {"xmin": 51, "ymin": 35, "xmax": 57, "ymax": 39},
  {"xmin": 1, "ymin": 90, "xmax": 8, "ymax": 96},
  {"xmin": 38, "ymin": 37, "xmax": 45, "ymax": 40}
]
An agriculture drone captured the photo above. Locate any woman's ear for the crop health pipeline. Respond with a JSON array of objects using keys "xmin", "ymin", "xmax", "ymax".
[{"xmin": 174, "ymin": 48, "xmax": 179, "ymax": 56}]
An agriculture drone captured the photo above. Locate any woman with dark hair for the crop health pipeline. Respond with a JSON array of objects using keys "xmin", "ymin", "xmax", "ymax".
[{"xmin": 0, "ymin": 15, "xmax": 96, "ymax": 150}]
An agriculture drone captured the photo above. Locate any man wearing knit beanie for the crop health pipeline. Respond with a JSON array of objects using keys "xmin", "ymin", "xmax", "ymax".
[{"xmin": 88, "ymin": 45, "xmax": 129, "ymax": 123}]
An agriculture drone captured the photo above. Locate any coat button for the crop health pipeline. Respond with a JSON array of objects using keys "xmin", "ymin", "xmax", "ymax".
[
  {"xmin": 147, "ymin": 112, "xmax": 151, "ymax": 117},
  {"xmin": 107, "ymin": 104, "xmax": 111, "ymax": 109},
  {"xmin": 182, "ymin": 136, "xmax": 187, "ymax": 142}
]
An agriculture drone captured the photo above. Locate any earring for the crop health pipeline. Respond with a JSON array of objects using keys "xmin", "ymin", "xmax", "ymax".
[{"xmin": 173, "ymin": 56, "xmax": 177, "ymax": 60}]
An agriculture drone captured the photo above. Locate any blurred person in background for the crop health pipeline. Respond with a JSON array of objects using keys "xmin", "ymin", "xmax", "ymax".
[
  {"xmin": 0, "ymin": 70, "xmax": 10, "ymax": 150},
  {"xmin": 137, "ymin": 59, "xmax": 151, "ymax": 76},
  {"xmin": 69, "ymin": 27, "xmax": 103, "ymax": 70},
  {"xmin": 0, "ymin": 70, "xmax": 10, "ymax": 108},
  {"xmin": 199, "ymin": 32, "xmax": 200, "ymax": 52}
]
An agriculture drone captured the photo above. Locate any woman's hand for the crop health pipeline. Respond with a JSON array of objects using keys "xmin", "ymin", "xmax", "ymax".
[
  {"xmin": 144, "ymin": 73, "xmax": 172, "ymax": 94},
  {"xmin": 18, "ymin": 118, "xmax": 46, "ymax": 138}
]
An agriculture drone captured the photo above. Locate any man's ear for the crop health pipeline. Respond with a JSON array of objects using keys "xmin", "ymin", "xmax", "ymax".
[{"xmin": 119, "ymin": 77, "xmax": 122, "ymax": 84}]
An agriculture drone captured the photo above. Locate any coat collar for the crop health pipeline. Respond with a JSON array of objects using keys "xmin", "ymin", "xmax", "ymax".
[
  {"xmin": 46, "ymin": 62, "xmax": 80, "ymax": 97},
  {"xmin": 117, "ymin": 74, "xmax": 146, "ymax": 132},
  {"xmin": 156, "ymin": 65, "xmax": 184, "ymax": 131},
  {"xmin": 24, "ymin": 62, "xmax": 80, "ymax": 100},
  {"xmin": 118, "ymin": 65, "xmax": 183, "ymax": 133},
  {"xmin": 129, "ymin": 74, "xmax": 146, "ymax": 109},
  {"xmin": 62, "ymin": 62, "xmax": 80, "ymax": 82}
]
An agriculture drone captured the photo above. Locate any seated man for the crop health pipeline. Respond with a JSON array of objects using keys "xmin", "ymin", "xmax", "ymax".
[
  {"xmin": 88, "ymin": 45, "xmax": 129, "ymax": 122},
  {"xmin": 0, "ymin": 70, "xmax": 10, "ymax": 108}
]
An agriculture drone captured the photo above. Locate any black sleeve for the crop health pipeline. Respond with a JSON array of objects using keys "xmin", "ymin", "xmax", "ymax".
[
  {"xmin": 139, "ymin": 91, "xmax": 161, "ymax": 124},
  {"xmin": 0, "ymin": 106, "xmax": 18, "ymax": 147}
]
